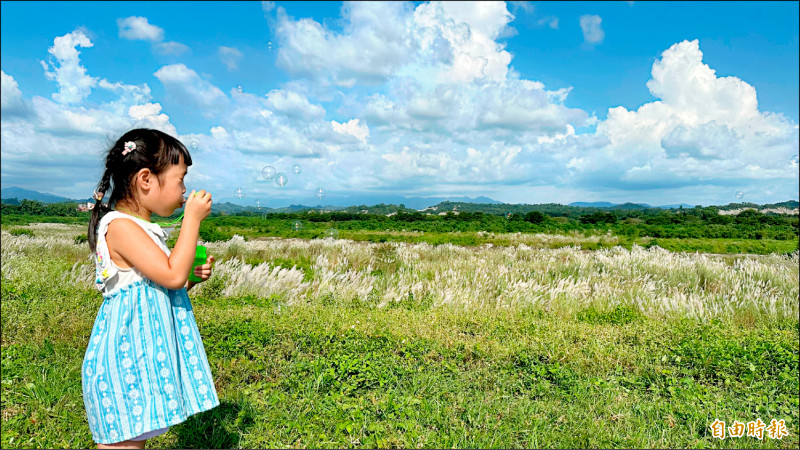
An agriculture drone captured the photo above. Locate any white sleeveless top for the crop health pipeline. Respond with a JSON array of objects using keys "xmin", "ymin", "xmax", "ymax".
[{"xmin": 94, "ymin": 211, "xmax": 171, "ymax": 294}]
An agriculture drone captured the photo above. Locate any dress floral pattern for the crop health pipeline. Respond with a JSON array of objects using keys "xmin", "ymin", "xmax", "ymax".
[{"xmin": 82, "ymin": 211, "xmax": 219, "ymax": 444}]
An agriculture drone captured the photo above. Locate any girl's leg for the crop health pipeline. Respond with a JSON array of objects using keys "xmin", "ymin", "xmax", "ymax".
[
  {"xmin": 97, "ymin": 424, "xmax": 168, "ymax": 448},
  {"xmin": 97, "ymin": 439, "xmax": 146, "ymax": 449},
  {"xmin": 97, "ymin": 425, "xmax": 168, "ymax": 448}
]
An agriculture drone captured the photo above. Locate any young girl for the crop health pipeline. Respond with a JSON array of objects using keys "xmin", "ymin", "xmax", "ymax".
[{"xmin": 82, "ymin": 128, "xmax": 219, "ymax": 448}]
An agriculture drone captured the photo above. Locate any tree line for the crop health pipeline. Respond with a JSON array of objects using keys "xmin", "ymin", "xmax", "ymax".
[{"xmin": 3, "ymin": 199, "xmax": 798, "ymax": 241}]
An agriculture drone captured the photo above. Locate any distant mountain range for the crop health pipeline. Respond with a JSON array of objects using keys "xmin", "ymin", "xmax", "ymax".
[
  {"xmin": 213, "ymin": 194, "xmax": 504, "ymax": 210},
  {"xmin": 0, "ymin": 186, "xmax": 503, "ymax": 211},
  {"xmin": 567, "ymin": 201, "xmax": 697, "ymax": 209},
  {"xmin": 1, "ymin": 187, "xmax": 78, "ymax": 204},
  {"xmin": 2, "ymin": 186, "xmax": 797, "ymax": 213}
]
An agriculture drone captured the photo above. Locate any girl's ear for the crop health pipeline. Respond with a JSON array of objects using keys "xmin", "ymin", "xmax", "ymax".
[{"xmin": 137, "ymin": 168, "xmax": 154, "ymax": 189}]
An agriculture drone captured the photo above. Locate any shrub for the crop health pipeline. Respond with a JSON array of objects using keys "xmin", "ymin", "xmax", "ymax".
[
  {"xmin": 524, "ymin": 211, "xmax": 548, "ymax": 224},
  {"xmin": 9, "ymin": 228, "xmax": 34, "ymax": 237},
  {"xmin": 576, "ymin": 304, "xmax": 645, "ymax": 325},
  {"xmin": 199, "ymin": 222, "xmax": 234, "ymax": 242}
]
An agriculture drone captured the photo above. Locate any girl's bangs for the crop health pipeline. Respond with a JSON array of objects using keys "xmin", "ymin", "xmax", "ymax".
[{"xmin": 160, "ymin": 136, "xmax": 193, "ymax": 167}]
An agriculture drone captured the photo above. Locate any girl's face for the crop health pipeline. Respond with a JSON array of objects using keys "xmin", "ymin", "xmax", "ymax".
[{"xmin": 152, "ymin": 156, "xmax": 188, "ymax": 216}]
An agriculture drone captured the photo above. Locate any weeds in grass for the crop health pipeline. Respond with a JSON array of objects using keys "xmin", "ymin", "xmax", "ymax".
[{"xmin": 1, "ymin": 226, "xmax": 797, "ymax": 448}]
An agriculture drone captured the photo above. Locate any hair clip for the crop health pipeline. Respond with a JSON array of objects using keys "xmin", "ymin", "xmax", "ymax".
[
  {"xmin": 93, "ymin": 191, "xmax": 104, "ymax": 201},
  {"xmin": 122, "ymin": 141, "xmax": 137, "ymax": 156}
]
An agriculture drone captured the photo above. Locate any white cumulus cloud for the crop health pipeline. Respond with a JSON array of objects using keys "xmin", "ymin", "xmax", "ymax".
[
  {"xmin": 128, "ymin": 103, "xmax": 176, "ymax": 136},
  {"xmin": 579, "ymin": 14, "xmax": 604, "ymax": 45},
  {"xmin": 275, "ymin": 1, "xmax": 415, "ymax": 87},
  {"xmin": 155, "ymin": 41, "xmax": 190, "ymax": 56},
  {"xmin": 1, "ymin": 70, "xmax": 28, "ymax": 115},
  {"xmin": 538, "ymin": 16, "xmax": 559, "ymax": 29},
  {"xmin": 265, "ymin": 89, "xmax": 325, "ymax": 120},
  {"xmin": 117, "ymin": 16, "xmax": 189, "ymax": 56},
  {"xmin": 153, "ymin": 64, "xmax": 228, "ymax": 113},
  {"xmin": 569, "ymin": 39, "xmax": 798, "ymax": 203},
  {"xmin": 219, "ymin": 46, "xmax": 243, "ymax": 70},
  {"xmin": 412, "ymin": 1, "xmax": 514, "ymax": 84},
  {"xmin": 117, "ymin": 16, "xmax": 164, "ymax": 42},
  {"xmin": 39, "ymin": 30, "xmax": 98, "ymax": 104},
  {"xmin": 261, "ymin": 1, "xmax": 276, "ymax": 15},
  {"xmin": 332, "ymin": 118, "xmax": 370, "ymax": 144},
  {"xmin": 97, "ymin": 79, "xmax": 152, "ymax": 114}
]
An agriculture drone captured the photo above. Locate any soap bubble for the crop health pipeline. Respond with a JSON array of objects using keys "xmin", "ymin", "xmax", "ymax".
[
  {"xmin": 256, "ymin": 200, "xmax": 261, "ymax": 209},
  {"xmin": 505, "ymin": 212, "xmax": 513, "ymax": 220},
  {"xmin": 324, "ymin": 228, "xmax": 339, "ymax": 240},
  {"xmin": 792, "ymin": 154, "xmax": 799, "ymax": 166},
  {"xmin": 234, "ymin": 187, "xmax": 245, "ymax": 199},
  {"xmin": 236, "ymin": 85, "xmax": 243, "ymax": 93},
  {"xmin": 292, "ymin": 220, "xmax": 302, "ymax": 231},
  {"xmin": 315, "ymin": 187, "xmax": 326, "ymax": 200},
  {"xmin": 190, "ymin": 140, "xmax": 199, "ymax": 151},
  {"xmin": 735, "ymin": 191, "xmax": 744, "ymax": 200},
  {"xmin": 261, "ymin": 165, "xmax": 276, "ymax": 180},
  {"xmin": 292, "ymin": 164, "xmax": 302, "ymax": 175},
  {"xmin": 275, "ymin": 172, "xmax": 288, "ymax": 187},
  {"xmin": 267, "ymin": 41, "xmax": 273, "ymax": 52}
]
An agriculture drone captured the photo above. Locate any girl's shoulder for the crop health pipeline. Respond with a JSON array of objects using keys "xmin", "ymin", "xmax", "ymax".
[
  {"xmin": 99, "ymin": 211, "xmax": 170, "ymax": 257},
  {"xmin": 95, "ymin": 211, "xmax": 171, "ymax": 291},
  {"xmin": 101, "ymin": 211, "xmax": 145, "ymax": 234},
  {"xmin": 99, "ymin": 210, "xmax": 146, "ymax": 229},
  {"xmin": 99, "ymin": 211, "xmax": 168, "ymax": 240}
]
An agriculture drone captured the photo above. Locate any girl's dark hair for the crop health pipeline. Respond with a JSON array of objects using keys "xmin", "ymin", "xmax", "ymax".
[{"xmin": 88, "ymin": 128, "xmax": 192, "ymax": 253}]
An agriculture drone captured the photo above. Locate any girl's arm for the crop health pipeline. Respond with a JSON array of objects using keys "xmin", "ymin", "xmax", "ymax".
[
  {"xmin": 107, "ymin": 216, "xmax": 202, "ymax": 289},
  {"xmin": 106, "ymin": 190, "xmax": 212, "ymax": 290}
]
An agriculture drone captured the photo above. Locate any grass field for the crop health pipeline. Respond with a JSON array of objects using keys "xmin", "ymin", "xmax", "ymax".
[
  {"xmin": 196, "ymin": 220, "xmax": 800, "ymax": 256},
  {"xmin": 1, "ymin": 223, "xmax": 798, "ymax": 448}
]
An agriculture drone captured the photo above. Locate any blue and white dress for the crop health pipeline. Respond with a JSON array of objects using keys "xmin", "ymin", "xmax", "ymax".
[{"xmin": 82, "ymin": 211, "xmax": 219, "ymax": 444}]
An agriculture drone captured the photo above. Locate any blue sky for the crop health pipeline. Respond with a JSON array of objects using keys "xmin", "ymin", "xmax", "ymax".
[{"xmin": 1, "ymin": 1, "xmax": 798, "ymax": 207}]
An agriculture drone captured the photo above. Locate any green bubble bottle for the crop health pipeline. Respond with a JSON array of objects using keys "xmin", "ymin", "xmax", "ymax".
[{"xmin": 189, "ymin": 245, "xmax": 207, "ymax": 282}]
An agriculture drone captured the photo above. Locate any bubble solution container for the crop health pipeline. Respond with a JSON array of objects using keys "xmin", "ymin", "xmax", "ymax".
[{"xmin": 188, "ymin": 245, "xmax": 207, "ymax": 282}]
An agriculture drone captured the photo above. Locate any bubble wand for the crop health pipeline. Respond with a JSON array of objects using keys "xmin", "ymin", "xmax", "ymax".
[
  {"xmin": 117, "ymin": 190, "xmax": 201, "ymax": 227},
  {"xmin": 154, "ymin": 211, "xmax": 185, "ymax": 228},
  {"xmin": 114, "ymin": 206, "xmax": 185, "ymax": 227}
]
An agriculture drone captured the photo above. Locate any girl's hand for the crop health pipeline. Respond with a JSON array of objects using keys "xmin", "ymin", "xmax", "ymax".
[
  {"xmin": 191, "ymin": 254, "xmax": 216, "ymax": 282},
  {"xmin": 184, "ymin": 189, "xmax": 212, "ymax": 223}
]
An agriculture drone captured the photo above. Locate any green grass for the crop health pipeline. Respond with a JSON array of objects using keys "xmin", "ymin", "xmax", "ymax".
[
  {"xmin": 627, "ymin": 236, "xmax": 800, "ymax": 256},
  {"xmin": 1, "ymin": 225, "xmax": 798, "ymax": 448},
  {"xmin": 0, "ymin": 215, "xmax": 86, "ymax": 226},
  {"xmin": 7, "ymin": 228, "xmax": 36, "ymax": 237},
  {"xmin": 4, "ymin": 216, "xmax": 797, "ymax": 256},
  {"xmin": 2, "ymin": 279, "xmax": 797, "ymax": 449},
  {"xmin": 197, "ymin": 222, "xmax": 799, "ymax": 256}
]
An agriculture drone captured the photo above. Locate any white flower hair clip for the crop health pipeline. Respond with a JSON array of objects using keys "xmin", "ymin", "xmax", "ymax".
[{"xmin": 122, "ymin": 141, "xmax": 137, "ymax": 156}]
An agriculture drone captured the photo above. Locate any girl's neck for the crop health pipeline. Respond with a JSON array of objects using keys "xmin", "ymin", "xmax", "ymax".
[{"xmin": 115, "ymin": 201, "xmax": 152, "ymax": 222}]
